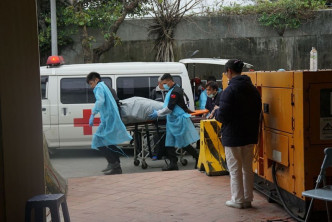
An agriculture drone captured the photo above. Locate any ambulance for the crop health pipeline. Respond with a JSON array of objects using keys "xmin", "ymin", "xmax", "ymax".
[{"xmin": 40, "ymin": 56, "xmax": 194, "ymax": 152}]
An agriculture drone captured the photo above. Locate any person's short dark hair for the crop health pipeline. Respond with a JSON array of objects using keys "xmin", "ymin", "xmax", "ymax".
[
  {"xmin": 225, "ymin": 59, "xmax": 244, "ymax": 74},
  {"xmin": 86, "ymin": 72, "xmax": 101, "ymax": 84},
  {"xmin": 207, "ymin": 76, "xmax": 217, "ymax": 82},
  {"xmin": 161, "ymin": 73, "xmax": 173, "ymax": 81},
  {"xmin": 206, "ymin": 81, "xmax": 218, "ymax": 91}
]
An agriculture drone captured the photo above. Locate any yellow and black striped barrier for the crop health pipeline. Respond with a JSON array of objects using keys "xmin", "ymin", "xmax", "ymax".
[{"xmin": 197, "ymin": 119, "xmax": 228, "ymax": 176}]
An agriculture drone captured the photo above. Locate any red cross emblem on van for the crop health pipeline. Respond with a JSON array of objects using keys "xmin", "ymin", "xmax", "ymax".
[{"xmin": 73, "ymin": 109, "xmax": 100, "ymax": 135}]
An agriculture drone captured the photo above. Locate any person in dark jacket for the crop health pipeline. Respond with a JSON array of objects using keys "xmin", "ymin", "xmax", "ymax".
[
  {"xmin": 215, "ymin": 59, "xmax": 262, "ymax": 209},
  {"xmin": 150, "ymin": 76, "xmax": 168, "ymax": 160},
  {"xmin": 105, "ymin": 84, "xmax": 121, "ymax": 116},
  {"xmin": 203, "ymin": 81, "xmax": 221, "ymax": 119},
  {"xmin": 150, "ymin": 76, "xmax": 167, "ymax": 102}
]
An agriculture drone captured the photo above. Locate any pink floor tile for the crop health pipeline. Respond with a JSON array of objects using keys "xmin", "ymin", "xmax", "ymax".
[{"xmin": 67, "ymin": 170, "xmax": 296, "ymax": 222}]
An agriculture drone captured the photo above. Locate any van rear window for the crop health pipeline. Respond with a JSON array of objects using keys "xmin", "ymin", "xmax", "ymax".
[
  {"xmin": 60, "ymin": 77, "xmax": 112, "ymax": 104},
  {"xmin": 117, "ymin": 76, "xmax": 181, "ymax": 100}
]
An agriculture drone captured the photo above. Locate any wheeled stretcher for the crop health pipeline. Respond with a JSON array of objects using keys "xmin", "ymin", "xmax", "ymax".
[
  {"xmin": 126, "ymin": 116, "xmax": 204, "ymax": 169},
  {"xmin": 126, "ymin": 120, "xmax": 165, "ymax": 169},
  {"xmin": 120, "ymin": 97, "xmax": 207, "ymax": 169}
]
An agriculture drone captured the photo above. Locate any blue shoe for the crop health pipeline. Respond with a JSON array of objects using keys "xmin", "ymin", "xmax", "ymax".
[{"xmin": 152, "ymin": 155, "xmax": 158, "ymax": 161}]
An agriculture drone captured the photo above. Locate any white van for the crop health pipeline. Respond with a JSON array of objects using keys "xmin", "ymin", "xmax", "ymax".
[{"xmin": 40, "ymin": 60, "xmax": 194, "ymax": 151}]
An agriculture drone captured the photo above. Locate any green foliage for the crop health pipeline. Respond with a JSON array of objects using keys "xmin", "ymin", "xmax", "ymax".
[
  {"xmin": 212, "ymin": 0, "xmax": 326, "ymax": 36},
  {"xmin": 256, "ymin": 0, "xmax": 326, "ymax": 35},
  {"xmin": 38, "ymin": 0, "xmax": 148, "ymax": 61},
  {"xmin": 63, "ymin": 1, "xmax": 147, "ymax": 43},
  {"xmin": 38, "ymin": 3, "xmax": 74, "ymax": 56}
]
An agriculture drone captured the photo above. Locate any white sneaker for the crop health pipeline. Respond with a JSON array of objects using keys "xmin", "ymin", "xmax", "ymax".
[
  {"xmin": 243, "ymin": 202, "xmax": 252, "ymax": 208},
  {"xmin": 225, "ymin": 200, "xmax": 243, "ymax": 209}
]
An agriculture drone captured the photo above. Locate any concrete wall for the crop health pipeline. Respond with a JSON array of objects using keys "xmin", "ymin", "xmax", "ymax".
[
  {"xmin": 0, "ymin": 0, "xmax": 45, "ymax": 221},
  {"xmin": 58, "ymin": 10, "xmax": 332, "ymax": 79}
]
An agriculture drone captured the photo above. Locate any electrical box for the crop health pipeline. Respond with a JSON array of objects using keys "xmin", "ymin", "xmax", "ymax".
[{"xmin": 222, "ymin": 70, "xmax": 332, "ymax": 215}]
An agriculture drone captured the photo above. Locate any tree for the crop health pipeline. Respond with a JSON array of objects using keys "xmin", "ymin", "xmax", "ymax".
[
  {"xmin": 37, "ymin": 0, "xmax": 148, "ymax": 64},
  {"xmin": 148, "ymin": 0, "xmax": 201, "ymax": 62},
  {"xmin": 63, "ymin": 0, "xmax": 148, "ymax": 63},
  {"xmin": 203, "ymin": 0, "xmax": 326, "ymax": 36},
  {"xmin": 37, "ymin": 0, "xmax": 74, "ymax": 64}
]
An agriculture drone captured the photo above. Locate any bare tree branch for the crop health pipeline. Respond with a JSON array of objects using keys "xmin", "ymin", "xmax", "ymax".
[
  {"xmin": 92, "ymin": 0, "xmax": 142, "ymax": 62},
  {"xmin": 149, "ymin": 0, "xmax": 201, "ymax": 62}
]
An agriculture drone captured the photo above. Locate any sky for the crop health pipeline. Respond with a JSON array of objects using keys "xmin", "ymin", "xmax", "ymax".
[
  {"xmin": 184, "ymin": 0, "xmax": 255, "ymax": 15},
  {"xmin": 137, "ymin": 0, "xmax": 256, "ymax": 18}
]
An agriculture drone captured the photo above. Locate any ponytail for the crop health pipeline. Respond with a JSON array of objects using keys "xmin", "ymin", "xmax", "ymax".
[{"xmin": 225, "ymin": 59, "xmax": 244, "ymax": 74}]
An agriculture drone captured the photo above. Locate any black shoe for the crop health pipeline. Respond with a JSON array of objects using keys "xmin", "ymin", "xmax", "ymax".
[
  {"xmin": 162, "ymin": 163, "xmax": 179, "ymax": 171},
  {"xmin": 104, "ymin": 167, "xmax": 122, "ymax": 175},
  {"xmin": 101, "ymin": 163, "xmax": 112, "ymax": 172}
]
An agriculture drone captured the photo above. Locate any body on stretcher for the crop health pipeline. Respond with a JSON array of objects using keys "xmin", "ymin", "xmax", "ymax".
[
  {"xmin": 125, "ymin": 114, "xmax": 206, "ymax": 170},
  {"xmin": 119, "ymin": 97, "xmax": 208, "ymax": 169}
]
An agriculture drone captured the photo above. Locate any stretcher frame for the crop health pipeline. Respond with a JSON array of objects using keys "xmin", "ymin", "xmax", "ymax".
[
  {"xmin": 126, "ymin": 116, "xmax": 203, "ymax": 169},
  {"xmin": 126, "ymin": 120, "xmax": 166, "ymax": 169}
]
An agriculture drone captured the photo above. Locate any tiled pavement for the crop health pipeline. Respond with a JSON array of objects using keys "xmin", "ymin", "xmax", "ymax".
[{"xmin": 67, "ymin": 170, "xmax": 295, "ymax": 222}]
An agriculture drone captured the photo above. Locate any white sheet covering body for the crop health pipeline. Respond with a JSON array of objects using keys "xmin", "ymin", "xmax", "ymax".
[{"xmin": 120, "ymin": 97, "xmax": 165, "ymax": 124}]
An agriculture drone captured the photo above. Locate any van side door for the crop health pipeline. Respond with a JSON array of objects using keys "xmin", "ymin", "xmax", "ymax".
[
  {"xmin": 41, "ymin": 76, "xmax": 60, "ymax": 148},
  {"xmin": 41, "ymin": 76, "xmax": 50, "ymax": 128}
]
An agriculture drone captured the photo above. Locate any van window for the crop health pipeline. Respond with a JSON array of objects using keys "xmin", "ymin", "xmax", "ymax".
[
  {"xmin": 117, "ymin": 76, "xmax": 181, "ymax": 100},
  {"xmin": 41, "ymin": 76, "xmax": 48, "ymax": 99},
  {"xmin": 60, "ymin": 78, "xmax": 112, "ymax": 104}
]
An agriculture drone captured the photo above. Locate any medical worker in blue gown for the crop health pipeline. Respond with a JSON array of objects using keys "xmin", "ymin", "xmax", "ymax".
[
  {"xmin": 149, "ymin": 73, "xmax": 200, "ymax": 171},
  {"xmin": 87, "ymin": 72, "xmax": 132, "ymax": 175}
]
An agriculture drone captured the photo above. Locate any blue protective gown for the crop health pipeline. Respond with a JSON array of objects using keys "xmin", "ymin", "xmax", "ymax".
[
  {"xmin": 163, "ymin": 87, "xmax": 199, "ymax": 148},
  {"xmin": 199, "ymin": 89, "xmax": 208, "ymax": 110},
  {"xmin": 199, "ymin": 88, "xmax": 222, "ymax": 110},
  {"xmin": 91, "ymin": 82, "xmax": 132, "ymax": 149}
]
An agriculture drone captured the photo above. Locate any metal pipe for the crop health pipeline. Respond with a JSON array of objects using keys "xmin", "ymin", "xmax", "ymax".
[{"xmin": 50, "ymin": 0, "xmax": 58, "ymax": 55}]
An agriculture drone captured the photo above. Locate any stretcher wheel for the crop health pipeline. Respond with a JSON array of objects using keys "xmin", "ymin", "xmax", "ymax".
[
  {"xmin": 141, "ymin": 162, "xmax": 148, "ymax": 169},
  {"xmin": 134, "ymin": 159, "xmax": 140, "ymax": 166},
  {"xmin": 180, "ymin": 158, "xmax": 188, "ymax": 166}
]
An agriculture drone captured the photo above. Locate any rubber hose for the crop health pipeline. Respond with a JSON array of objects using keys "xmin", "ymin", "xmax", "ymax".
[{"xmin": 272, "ymin": 161, "xmax": 304, "ymax": 222}]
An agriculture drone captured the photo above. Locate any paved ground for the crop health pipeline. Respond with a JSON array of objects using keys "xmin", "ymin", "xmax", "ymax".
[
  {"xmin": 50, "ymin": 149, "xmax": 197, "ymax": 178},
  {"xmin": 66, "ymin": 170, "xmax": 295, "ymax": 222}
]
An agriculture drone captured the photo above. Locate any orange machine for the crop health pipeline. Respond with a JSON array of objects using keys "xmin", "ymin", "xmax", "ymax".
[{"xmin": 222, "ymin": 70, "xmax": 332, "ymax": 218}]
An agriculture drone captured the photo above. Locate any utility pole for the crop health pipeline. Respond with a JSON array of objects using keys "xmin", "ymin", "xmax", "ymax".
[{"xmin": 50, "ymin": 0, "xmax": 58, "ymax": 55}]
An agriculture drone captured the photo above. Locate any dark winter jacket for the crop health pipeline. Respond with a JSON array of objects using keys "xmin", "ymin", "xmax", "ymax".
[
  {"xmin": 150, "ymin": 86, "xmax": 167, "ymax": 102},
  {"xmin": 105, "ymin": 84, "xmax": 121, "ymax": 114},
  {"xmin": 205, "ymin": 91, "xmax": 221, "ymax": 113},
  {"xmin": 215, "ymin": 75, "xmax": 262, "ymax": 147}
]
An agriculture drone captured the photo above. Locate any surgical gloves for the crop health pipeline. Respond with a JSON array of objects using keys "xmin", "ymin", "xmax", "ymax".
[{"xmin": 148, "ymin": 110, "xmax": 158, "ymax": 119}]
